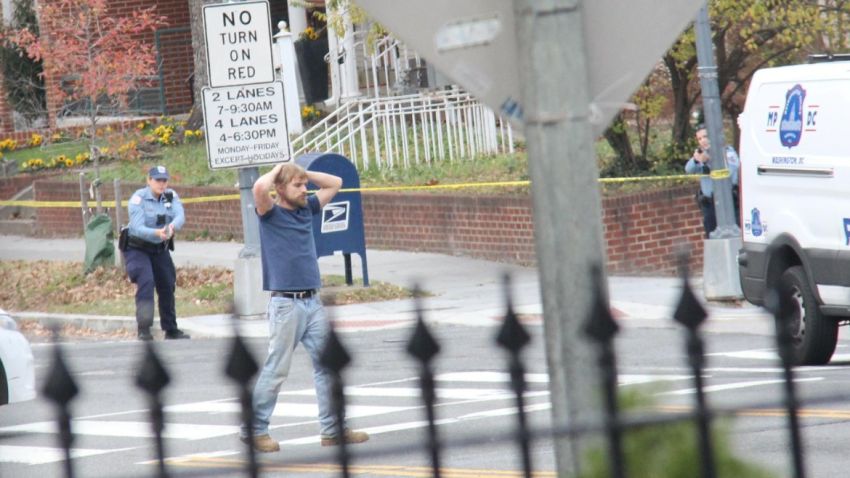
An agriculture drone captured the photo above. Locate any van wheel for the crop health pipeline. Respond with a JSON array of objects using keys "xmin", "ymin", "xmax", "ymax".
[{"xmin": 779, "ymin": 266, "xmax": 838, "ymax": 365}]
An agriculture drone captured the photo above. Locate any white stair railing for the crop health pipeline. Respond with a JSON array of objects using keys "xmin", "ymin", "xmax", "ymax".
[{"xmin": 290, "ymin": 88, "xmax": 515, "ymax": 171}]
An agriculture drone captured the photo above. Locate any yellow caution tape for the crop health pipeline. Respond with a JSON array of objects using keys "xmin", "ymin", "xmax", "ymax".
[
  {"xmin": 0, "ymin": 175, "xmax": 701, "ymax": 208},
  {"xmin": 598, "ymin": 174, "xmax": 696, "ymax": 184},
  {"xmin": 341, "ymin": 180, "xmax": 531, "ymax": 193},
  {"xmin": 709, "ymin": 168, "xmax": 730, "ymax": 179},
  {"xmin": 180, "ymin": 194, "xmax": 240, "ymax": 204}
]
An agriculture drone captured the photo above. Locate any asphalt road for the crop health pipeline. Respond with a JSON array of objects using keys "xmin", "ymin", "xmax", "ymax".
[{"xmin": 3, "ymin": 319, "xmax": 850, "ymax": 478}]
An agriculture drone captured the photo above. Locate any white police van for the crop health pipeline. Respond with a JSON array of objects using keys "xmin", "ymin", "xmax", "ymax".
[{"xmin": 737, "ymin": 55, "xmax": 850, "ymax": 365}]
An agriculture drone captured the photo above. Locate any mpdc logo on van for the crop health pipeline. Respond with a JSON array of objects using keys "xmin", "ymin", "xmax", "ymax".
[
  {"xmin": 779, "ymin": 84, "xmax": 806, "ymax": 148},
  {"xmin": 745, "ymin": 208, "xmax": 765, "ymax": 237}
]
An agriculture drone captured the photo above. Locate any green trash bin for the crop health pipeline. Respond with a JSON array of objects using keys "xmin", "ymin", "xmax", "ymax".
[{"xmin": 84, "ymin": 213, "xmax": 115, "ymax": 273}]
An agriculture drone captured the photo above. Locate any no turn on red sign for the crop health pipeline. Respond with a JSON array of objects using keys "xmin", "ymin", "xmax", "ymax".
[{"xmin": 203, "ymin": 0, "xmax": 275, "ymax": 88}]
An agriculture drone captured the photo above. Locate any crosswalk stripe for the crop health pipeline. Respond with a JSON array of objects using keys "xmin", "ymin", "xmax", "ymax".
[
  {"xmin": 457, "ymin": 403, "xmax": 552, "ymax": 419},
  {"xmin": 434, "ymin": 371, "xmax": 692, "ymax": 386},
  {"xmin": 6, "ymin": 368, "xmax": 789, "ymax": 468},
  {"xmin": 282, "ymin": 386, "xmax": 549, "ymax": 400},
  {"xmin": 435, "ymin": 372, "xmax": 550, "ymax": 383},
  {"xmin": 0, "ymin": 420, "xmax": 240, "ymax": 440},
  {"xmin": 707, "ymin": 348, "xmax": 850, "ymax": 362},
  {"xmin": 0, "ymin": 445, "xmax": 132, "ymax": 465},
  {"xmin": 663, "ymin": 377, "xmax": 822, "ymax": 395},
  {"xmin": 165, "ymin": 401, "xmax": 411, "ymax": 418}
]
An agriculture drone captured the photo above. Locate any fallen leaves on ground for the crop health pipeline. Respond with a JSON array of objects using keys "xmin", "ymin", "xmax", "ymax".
[{"xmin": 0, "ymin": 260, "xmax": 233, "ymax": 314}]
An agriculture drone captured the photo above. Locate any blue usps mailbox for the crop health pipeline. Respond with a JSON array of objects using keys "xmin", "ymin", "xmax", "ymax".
[{"xmin": 296, "ymin": 152, "xmax": 369, "ymax": 286}]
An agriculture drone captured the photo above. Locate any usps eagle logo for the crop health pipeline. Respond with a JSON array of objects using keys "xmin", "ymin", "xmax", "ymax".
[{"xmin": 779, "ymin": 84, "xmax": 806, "ymax": 148}]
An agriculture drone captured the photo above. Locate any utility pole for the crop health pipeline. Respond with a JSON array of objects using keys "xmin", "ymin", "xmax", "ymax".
[
  {"xmin": 514, "ymin": 0, "xmax": 604, "ymax": 475},
  {"xmin": 694, "ymin": 3, "xmax": 743, "ymax": 299}
]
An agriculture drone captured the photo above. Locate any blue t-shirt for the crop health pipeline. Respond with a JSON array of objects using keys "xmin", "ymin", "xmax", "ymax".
[{"xmin": 258, "ymin": 195, "xmax": 322, "ymax": 291}]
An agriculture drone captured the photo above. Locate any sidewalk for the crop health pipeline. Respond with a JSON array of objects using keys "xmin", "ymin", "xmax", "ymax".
[{"xmin": 0, "ymin": 235, "xmax": 773, "ymax": 338}]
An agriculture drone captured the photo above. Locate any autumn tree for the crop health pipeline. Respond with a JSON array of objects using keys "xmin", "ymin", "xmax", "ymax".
[
  {"xmin": 664, "ymin": 2, "xmax": 825, "ymax": 153},
  {"xmin": 185, "ymin": 0, "xmax": 207, "ymax": 130},
  {"xmin": 600, "ymin": 67, "xmax": 668, "ymax": 177},
  {"xmin": 604, "ymin": 0, "xmax": 850, "ymax": 174},
  {"xmin": 8, "ymin": 0, "xmax": 166, "ymax": 183},
  {"xmin": 0, "ymin": 0, "xmax": 45, "ymax": 128}
]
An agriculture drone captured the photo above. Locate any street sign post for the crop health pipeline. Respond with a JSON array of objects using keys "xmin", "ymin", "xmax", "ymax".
[
  {"xmin": 202, "ymin": 81, "xmax": 291, "ymax": 170},
  {"xmin": 203, "ymin": 0, "xmax": 275, "ymax": 88},
  {"xmin": 201, "ymin": 0, "xmax": 286, "ymax": 319}
]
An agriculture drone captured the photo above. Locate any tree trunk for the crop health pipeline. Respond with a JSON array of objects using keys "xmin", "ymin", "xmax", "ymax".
[
  {"xmin": 664, "ymin": 54, "xmax": 695, "ymax": 158},
  {"xmin": 186, "ymin": 0, "xmax": 208, "ymax": 130},
  {"xmin": 603, "ymin": 113, "xmax": 647, "ymax": 175}
]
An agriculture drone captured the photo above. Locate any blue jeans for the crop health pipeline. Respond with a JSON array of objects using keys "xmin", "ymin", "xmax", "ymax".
[{"xmin": 243, "ymin": 295, "xmax": 337, "ymax": 438}]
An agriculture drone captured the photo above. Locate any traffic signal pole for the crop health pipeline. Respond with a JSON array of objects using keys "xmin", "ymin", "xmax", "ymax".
[{"xmin": 694, "ymin": 3, "xmax": 743, "ymax": 299}]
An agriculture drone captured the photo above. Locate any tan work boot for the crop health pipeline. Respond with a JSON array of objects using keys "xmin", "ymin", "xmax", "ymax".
[
  {"xmin": 240, "ymin": 434, "xmax": 280, "ymax": 453},
  {"xmin": 320, "ymin": 428, "xmax": 370, "ymax": 447}
]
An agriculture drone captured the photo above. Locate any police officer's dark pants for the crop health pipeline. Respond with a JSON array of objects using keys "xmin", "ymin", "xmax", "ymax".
[
  {"xmin": 124, "ymin": 247, "xmax": 177, "ymax": 332},
  {"xmin": 700, "ymin": 199, "xmax": 741, "ymax": 238},
  {"xmin": 700, "ymin": 201, "xmax": 717, "ymax": 238}
]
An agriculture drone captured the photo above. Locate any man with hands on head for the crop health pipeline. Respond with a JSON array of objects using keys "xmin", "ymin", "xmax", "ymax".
[
  {"xmin": 240, "ymin": 162, "xmax": 369, "ymax": 453},
  {"xmin": 125, "ymin": 165, "xmax": 189, "ymax": 341}
]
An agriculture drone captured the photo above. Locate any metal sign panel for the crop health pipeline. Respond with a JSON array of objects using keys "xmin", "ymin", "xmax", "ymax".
[
  {"xmin": 203, "ymin": 0, "xmax": 275, "ymax": 88},
  {"xmin": 357, "ymin": 0, "xmax": 703, "ymax": 135},
  {"xmin": 202, "ymin": 81, "xmax": 291, "ymax": 170},
  {"xmin": 321, "ymin": 201, "xmax": 350, "ymax": 233}
]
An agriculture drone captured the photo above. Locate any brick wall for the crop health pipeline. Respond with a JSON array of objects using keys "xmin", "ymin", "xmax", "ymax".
[
  {"xmin": 362, "ymin": 186, "xmax": 704, "ymax": 275},
  {"xmin": 603, "ymin": 186, "xmax": 705, "ymax": 275},
  {"xmin": 29, "ymin": 180, "xmax": 706, "ymax": 275},
  {"xmin": 0, "ymin": 175, "xmax": 45, "ymax": 199},
  {"xmin": 363, "ymin": 194, "xmax": 538, "ymax": 264},
  {"xmin": 149, "ymin": 0, "xmax": 193, "ymax": 115},
  {"xmin": 32, "ymin": 180, "xmax": 240, "ymax": 238}
]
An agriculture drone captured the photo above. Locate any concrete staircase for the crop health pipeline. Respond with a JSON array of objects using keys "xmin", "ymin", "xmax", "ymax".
[{"xmin": 0, "ymin": 184, "xmax": 35, "ymax": 235}]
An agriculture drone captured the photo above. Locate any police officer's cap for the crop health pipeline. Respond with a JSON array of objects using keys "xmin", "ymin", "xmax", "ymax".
[{"xmin": 148, "ymin": 165, "xmax": 169, "ymax": 180}]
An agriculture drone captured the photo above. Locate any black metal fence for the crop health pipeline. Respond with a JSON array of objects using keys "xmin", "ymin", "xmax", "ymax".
[{"xmin": 28, "ymin": 258, "xmax": 814, "ymax": 478}]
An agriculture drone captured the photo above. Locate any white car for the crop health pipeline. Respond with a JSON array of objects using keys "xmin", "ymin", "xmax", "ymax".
[{"xmin": 0, "ymin": 309, "xmax": 36, "ymax": 405}]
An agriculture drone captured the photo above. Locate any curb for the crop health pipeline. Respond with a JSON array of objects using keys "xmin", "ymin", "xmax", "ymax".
[
  {"xmin": 14, "ymin": 311, "xmax": 137, "ymax": 333},
  {"xmin": 13, "ymin": 311, "xmax": 240, "ymax": 338}
]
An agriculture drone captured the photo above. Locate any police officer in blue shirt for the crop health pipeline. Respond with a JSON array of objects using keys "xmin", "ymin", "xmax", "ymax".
[
  {"xmin": 685, "ymin": 125, "xmax": 740, "ymax": 237},
  {"xmin": 124, "ymin": 165, "xmax": 189, "ymax": 341}
]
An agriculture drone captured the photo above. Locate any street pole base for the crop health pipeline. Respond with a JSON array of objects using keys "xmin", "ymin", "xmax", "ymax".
[
  {"xmin": 234, "ymin": 256, "xmax": 270, "ymax": 319},
  {"xmin": 703, "ymin": 236, "xmax": 744, "ymax": 301}
]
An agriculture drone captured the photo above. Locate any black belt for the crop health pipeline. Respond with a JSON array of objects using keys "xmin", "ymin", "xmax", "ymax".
[
  {"xmin": 127, "ymin": 236, "xmax": 167, "ymax": 253},
  {"xmin": 271, "ymin": 290, "xmax": 317, "ymax": 299}
]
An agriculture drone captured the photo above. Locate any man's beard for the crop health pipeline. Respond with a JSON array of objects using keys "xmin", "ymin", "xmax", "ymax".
[{"xmin": 282, "ymin": 191, "xmax": 307, "ymax": 208}]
